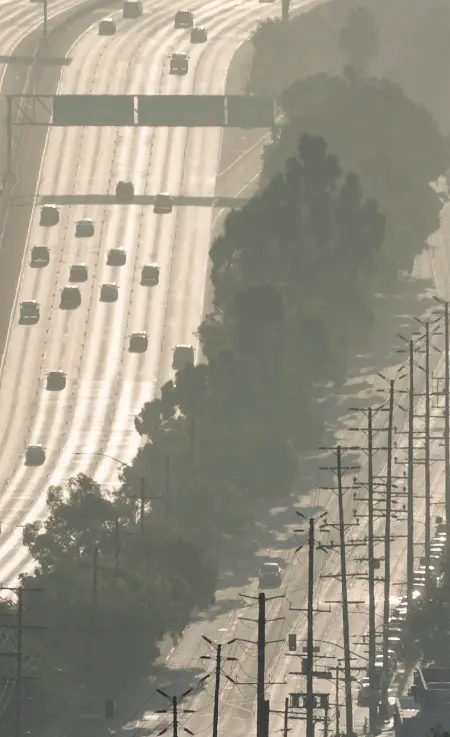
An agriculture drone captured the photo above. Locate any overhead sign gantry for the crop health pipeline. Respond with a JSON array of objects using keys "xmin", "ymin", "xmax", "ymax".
[{"xmin": 5, "ymin": 93, "xmax": 275, "ymax": 176}]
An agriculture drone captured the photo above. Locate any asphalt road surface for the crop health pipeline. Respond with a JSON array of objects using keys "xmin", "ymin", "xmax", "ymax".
[{"xmin": 0, "ymin": 1, "xmax": 448, "ymax": 736}]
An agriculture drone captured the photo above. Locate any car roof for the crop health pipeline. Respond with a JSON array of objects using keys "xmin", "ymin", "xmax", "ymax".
[
  {"xmin": 63, "ymin": 284, "xmax": 79, "ymax": 290},
  {"xmin": 262, "ymin": 562, "xmax": 278, "ymax": 568},
  {"xmin": 27, "ymin": 444, "xmax": 43, "ymax": 450},
  {"xmin": 71, "ymin": 263, "xmax": 87, "ymax": 269},
  {"xmin": 143, "ymin": 262, "xmax": 159, "ymax": 268},
  {"xmin": 156, "ymin": 191, "xmax": 170, "ymax": 197},
  {"xmin": 42, "ymin": 204, "xmax": 57, "ymax": 209},
  {"xmin": 103, "ymin": 282, "xmax": 118, "ymax": 287},
  {"xmin": 22, "ymin": 299, "xmax": 38, "ymax": 305},
  {"xmin": 77, "ymin": 218, "xmax": 93, "ymax": 223},
  {"xmin": 32, "ymin": 244, "xmax": 48, "ymax": 249},
  {"xmin": 48, "ymin": 370, "xmax": 65, "ymax": 375},
  {"xmin": 132, "ymin": 331, "xmax": 147, "ymax": 337},
  {"xmin": 110, "ymin": 247, "xmax": 125, "ymax": 252}
]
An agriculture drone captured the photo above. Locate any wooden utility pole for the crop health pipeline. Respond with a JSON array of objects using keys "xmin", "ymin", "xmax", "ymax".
[
  {"xmin": 337, "ymin": 447, "xmax": 353, "ymax": 737},
  {"xmin": 407, "ymin": 340, "xmax": 415, "ymax": 609},
  {"xmin": 382, "ymin": 380, "xmax": 394, "ymax": 714}
]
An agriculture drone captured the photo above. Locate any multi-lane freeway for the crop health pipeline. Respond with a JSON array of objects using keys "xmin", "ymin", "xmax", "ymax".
[
  {"xmin": 0, "ymin": 0, "xmax": 321, "ymax": 584},
  {"xmin": 0, "ymin": 0, "xmax": 448, "ymax": 735}
]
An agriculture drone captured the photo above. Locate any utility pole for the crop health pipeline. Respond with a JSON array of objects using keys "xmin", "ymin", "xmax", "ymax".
[
  {"xmin": 156, "ymin": 688, "xmax": 195, "ymax": 737},
  {"xmin": 114, "ymin": 517, "xmax": 120, "ymax": 580},
  {"xmin": 0, "ymin": 586, "xmax": 42, "ymax": 737},
  {"xmin": 382, "ymin": 380, "xmax": 394, "ymax": 716},
  {"xmin": 258, "ymin": 592, "xmax": 267, "ymax": 737},
  {"xmin": 239, "ymin": 591, "xmax": 284, "ymax": 737},
  {"xmin": 407, "ymin": 340, "xmax": 415, "ymax": 609},
  {"xmin": 424, "ymin": 323, "xmax": 431, "ymax": 586},
  {"xmin": 200, "ymin": 637, "xmax": 237, "ymax": 737},
  {"xmin": 281, "ymin": 0, "xmax": 290, "ymax": 21},
  {"xmin": 445, "ymin": 301, "xmax": 450, "ymax": 562},
  {"xmin": 335, "ymin": 666, "xmax": 340, "ymax": 737},
  {"xmin": 140, "ymin": 477, "xmax": 145, "ymax": 534},
  {"xmin": 367, "ymin": 409, "xmax": 377, "ymax": 734},
  {"xmin": 306, "ymin": 517, "xmax": 315, "ymax": 737},
  {"xmin": 284, "ymin": 697, "xmax": 289, "ymax": 737},
  {"xmin": 337, "ymin": 446, "xmax": 353, "ymax": 737}
]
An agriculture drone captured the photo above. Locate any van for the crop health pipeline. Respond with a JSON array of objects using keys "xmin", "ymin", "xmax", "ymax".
[{"xmin": 172, "ymin": 344, "xmax": 194, "ymax": 371}]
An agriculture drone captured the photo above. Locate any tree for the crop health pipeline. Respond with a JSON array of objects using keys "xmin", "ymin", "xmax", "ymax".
[
  {"xmin": 338, "ymin": 6, "xmax": 379, "ymax": 73},
  {"xmin": 262, "ymin": 73, "xmax": 448, "ymax": 279}
]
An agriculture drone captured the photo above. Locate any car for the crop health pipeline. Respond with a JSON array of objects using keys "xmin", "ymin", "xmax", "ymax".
[
  {"xmin": 430, "ymin": 543, "xmax": 445, "ymax": 553},
  {"xmin": 123, "ymin": 0, "xmax": 143, "ymax": 17},
  {"xmin": 115, "ymin": 180, "xmax": 134, "ymax": 202},
  {"xmin": 46, "ymin": 371, "xmax": 66, "ymax": 391},
  {"xmin": 69, "ymin": 263, "xmax": 88, "ymax": 282},
  {"xmin": 174, "ymin": 9, "xmax": 193, "ymax": 28},
  {"xmin": 258, "ymin": 561, "xmax": 282, "ymax": 588},
  {"xmin": 357, "ymin": 677, "xmax": 374, "ymax": 707},
  {"xmin": 170, "ymin": 52, "xmax": 189, "ymax": 74},
  {"xmin": 40, "ymin": 204, "xmax": 59, "ymax": 226},
  {"xmin": 30, "ymin": 245, "xmax": 49, "ymax": 267},
  {"xmin": 190, "ymin": 26, "xmax": 207, "ymax": 43},
  {"xmin": 140, "ymin": 263, "xmax": 160, "ymax": 286},
  {"xmin": 75, "ymin": 219, "xmax": 94, "ymax": 237},
  {"xmin": 60, "ymin": 285, "xmax": 81, "ymax": 309},
  {"xmin": 435, "ymin": 522, "xmax": 447, "ymax": 535},
  {"xmin": 107, "ymin": 248, "xmax": 127, "ymax": 266},
  {"xmin": 172, "ymin": 344, "xmax": 194, "ymax": 370},
  {"xmin": 129, "ymin": 331, "xmax": 148, "ymax": 353},
  {"xmin": 154, "ymin": 192, "xmax": 173, "ymax": 213},
  {"xmin": 100, "ymin": 283, "xmax": 119, "ymax": 302},
  {"xmin": 98, "ymin": 17, "xmax": 116, "ymax": 34},
  {"xmin": 19, "ymin": 300, "xmax": 40, "ymax": 324},
  {"xmin": 25, "ymin": 445, "xmax": 45, "ymax": 466}
]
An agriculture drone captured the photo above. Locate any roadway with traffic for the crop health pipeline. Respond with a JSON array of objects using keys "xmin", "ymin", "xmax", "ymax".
[{"xmin": 0, "ymin": 0, "xmax": 447, "ymax": 735}]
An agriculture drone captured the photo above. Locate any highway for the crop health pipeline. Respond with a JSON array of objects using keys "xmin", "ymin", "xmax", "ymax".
[
  {"xmin": 0, "ymin": 0, "xmax": 321, "ymax": 577},
  {"xmin": 0, "ymin": 0, "xmax": 447, "ymax": 735}
]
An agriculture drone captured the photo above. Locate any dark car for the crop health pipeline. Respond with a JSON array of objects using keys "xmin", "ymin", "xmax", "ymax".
[
  {"xmin": 25, "ymin": 445, "xmax": 45, "ymax": 466},
  {"xmin": 98, "ymin": 17, "xmax": 116, "ymax": 34},
  {"xmin": 100, "ymin": 283, "xmax": 119, "ymax": 302},
  {"xmin": 174, "ymin": 9, "xmax": 193, "ymax": 28},
  {"xmin": 140, "ymin": 263, "xmax": 160, "ymax": 286},
  {"xmin": 129, "ymin": 332, "xmax": 148, "ymax": 352},
  {"xmin": 170, "ymin": 53, "xmax": 189, "ymax": 75},
  {"xmin": 40, "ymin": 204, "xmax": 59, "ymax": 226},
  {"xmin": 123, "ymin": 0, "xmax": 143, "ymax": 17},
  {"xmin": 60, "ymin": 285, "xmax": 81, "ymax": 309},
  {"xmin": 20, "ymin": 300, "xmax": 40, "ymax": 324},
  {"xmin": 258, "ymin": 562, "xmax": 282, "ymax": 588},
  {"xmin": 30, "ymin": 245, "xmax": 49, "ymax": 267},
  {"xmin": 75, "ymin": 219, "xmax": 94, "ymax": 237},
  {"xmin": 46, "ymin": 371, "xmax": 67, "ymax": 391},
  {"xmin": 107, "ymin": 248, "xmax": 126, "ymax": 266},
  {"xmin": 69, "ymin": 263, "xmax": 88, "ymax": 282},
  {"xmin": 154, "ymin": 192, "xmax": 173, "ymax": 214},
  {"xmin": 190, "ymin": 26, "xmax": 207, "ymax": 43},
  {"xmin": 115, "ymin": 180, "xmax": 134, "ymax": 202}
]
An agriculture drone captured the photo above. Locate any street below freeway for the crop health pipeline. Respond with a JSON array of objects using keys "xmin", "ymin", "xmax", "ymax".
[{"xmin": 116, "ymin": 199, "xmax": 450, "ymax": 737}]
